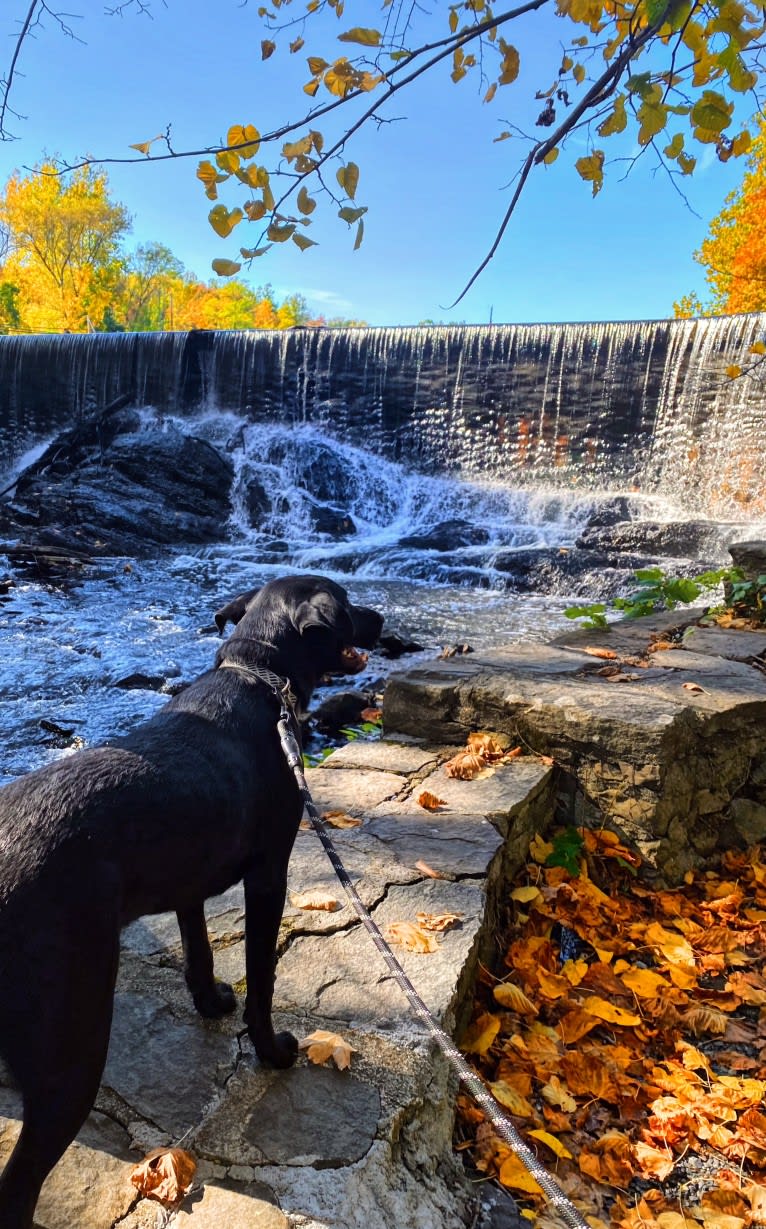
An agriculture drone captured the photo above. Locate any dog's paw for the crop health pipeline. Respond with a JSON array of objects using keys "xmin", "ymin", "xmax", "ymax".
[
  {"xmin": 254, "ymin": 1029, "xmax": 299, "ymax": 1069},
  {"xmin": 193, "ymin": 981, "xmax": 237, "ymax": 1018}
]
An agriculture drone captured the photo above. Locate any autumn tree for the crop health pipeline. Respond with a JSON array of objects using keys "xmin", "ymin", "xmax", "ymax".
[
  {"xmin": 0, "ymin": 163, "xmax": 131, "ymax": 331},
  {"xmin": 5, "ymin": 0, "xmax": 762, "ymax": 300},
  {"xmin": 676, "ymin": 117, "xmax": 766, "ymax": 316}
]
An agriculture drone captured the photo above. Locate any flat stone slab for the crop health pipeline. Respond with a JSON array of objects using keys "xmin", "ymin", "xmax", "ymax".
[
  {"xmin": 682, "ymin": 625, "xmax": 766, "ymax": 661},
  {"xmin": 303, "ymin": 765, "xmax": 406, "ymax": 814},
  {"xmin": 103, "ymin": 992, "xmax": 237, "ymax": 1136},
  {"xmin": 321, "ymin": 738, "xmax": 443, "ymax": 775},
  {"xmin": 384, "ymin": 613, "xmax": 766, "ymax": 881},
  {"xmin": 275, "ymin": 879, "xmax": 486, "ymax": 1033}
]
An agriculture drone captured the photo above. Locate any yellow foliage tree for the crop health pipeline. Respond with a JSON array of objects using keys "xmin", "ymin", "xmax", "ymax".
[
  {"xmin": 676, "ymin": 118, "xmax": 766, "ymax": 316},
  {"xmin": 0, "ymin": 164, "xmax": 130, "ymax": 332}
]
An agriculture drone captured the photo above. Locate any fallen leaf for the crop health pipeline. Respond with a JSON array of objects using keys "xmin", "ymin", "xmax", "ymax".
[
  {"xmin": 537, "ymin": 968, "xmax": 572, "ymax": 999},
  {"xmin": 529, "ymin": 833, "xmax": 554, "ymax": 862},
  {"xmin": 578, "ymin": 1132, "xmax": 635, "ymax": 1186},
  {"xmin": 682, "ymin": 681, "xmax": 707, "ymax": 694},
  {"xmin": 583, "ymin": 995, "xmax": 641, "ymax": 1027},
  {"xmin": 130, "ymin": 1147, "xmax": 197, "ymax": 1204},
  {"xmin": 445, "ymin": 750, "xmax": 492, "ymax": 779},
  {"xmin": 386, "ymin": 921, "xmax": 439, "ymax": 953},
  {"xmin": 557, "ymin": 1007, "xmax": 600, "ymax": 1045},
  {"xmin": 489, "ymin": 1079, "xmax": 535, "ymax": 1117},
  {"xmin": 498, "ymin": 1152, "xmax": 544, "ymax": 1194},
  {"xmin": 581, "ymin": 646, "xmax": 618, "ymax": 659},
  {"xmin": 621, "ymin": 967, "xmax": 670, "ymax": 998},
  {"xmin": 528, "ymin": 1128, "xmax": 573, "ymax": 1159},
  {"xmin": 290, "ymin": 889, "xmax": 342, "ymax": 911},
  {"xmin": 321, "ymin": 809, "xmax": 362, "ymax": 829},
  {"xmin": 360, "ymin": 707, "xmax": 382, "ymax": 721},
  {"xmin": 493, "ymin": 982, "xmax": 538, "ymax": 1015},
  {"xmin": 541, "ymin": 1075, "xmax": 578, "ymax": 1113},
  {"xmin": 417, "ymin": 790, "xmax": 446, "ymax": 810},
  {"xmin": 299, "ymin": 1029, "xmax": 355, "ymax": 1070},
  {"xmin": 467, "ymin": 731, "xmax": 508, "ymax": 760},
  {"xmin": 414, "ymin": 859, "xmax": 446, "ymax": 879},
  {"xmin": 416, "ymin": 910, "xmax": 462, "ymax": 932},
  {"xmin": 511, "ymin": 885, "xmax": 544, "ymax": 904},
  {"xmin": 461, "ymin": 1011, "xmax": 502, "ymax": 1056},
  {"xmin": 681, "ymin": 1005, "xmax": 728, "ymax": 1036},
  {"xmin": 633, "ymin": 1140, "xmax": 676, "ymax": 1180}
]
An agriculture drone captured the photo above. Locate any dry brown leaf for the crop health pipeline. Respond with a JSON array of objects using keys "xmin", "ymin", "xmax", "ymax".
[
  {"xmin": 582, "ymin": 994, "xmax": 641, "ymax": 1027},
  {"xmin": 511, "ymin": 885, "xmax": 543, "ymax": 904},
  {"xmin": 299, "ymin": 1028, "xmax": 355, "ymax": 1070},
  {"xmin": 321, "ymin": 808, "xmax": 362, "ymax": 829},
  {"xmin": 445, "ymin": 751, "xmax": 491, "ymax": 780},
  {"xmin": 489, "ymin": 1079, "xmax": 535, "ymax": 1118},
  {"xmin": 578, "ymin": 1131, "xmax": 635, "ymax": 1186},
  {"xmin": 130, "ymin": 1147, "xmax": 197, "ymax": 1204},
  {"xmin": 682, "ymin": 681, "xmax": 707, "ymax": 694},
  {"xmin": 492, "ymin": 982, "xmax": 538, "ymax": 1015},
  {"xmin": 649, "ymin": 640, "xmax": 676, "ymax": 652},
  {"xmin": 360, "ymin": 707, "xmax": 382, "ymax": 721},
  {"xmin": 633, "ymin": 1140, "xmax": 676, "ymax": 1181},
  {"xmin": 498, "ymin": 1152, "xmax": 544, "ymax": 1195},
  {"xmin": 581, "ymin": 646, "xmax": 618, "ymax": 659},
  {"xmin": 386, "ymin": 921, "xmax": 439, "ymax": 953},
  {"xmin": 620, "ymin": 967, "xmax": 671, "ymax": 998},
  {"xmin": 414, "ymin": 859, "xmax": 446, "ymax": 879},
  {"xmin": 417, "ymin": 790, "xmax": 446, "ymax": 810},
  {"xmin": 416, "ymin": 910, "xmax": 462, "ymax": 932},
  {"xmin": 467, "ymin": 731, "xmax": 507, "ymax": 761},
  {"xmin": 529, "ymin": 833, "xmax": 554, "ymax": 862},
  {"xmin": 527, "ymin": 1128, "xmax": 573, "ymax": 1159},
  {"xmin": 682, "ymin": 1005, "xmax": 729, "ymax": 1036},
  {"xmin": 540, "ymin": 1075, "xmax": 578, "ymax": 1113},
  {"xmin": 461, "ymin": 1011, "xmax": 501, "ymax": 1056},
  {"xmin": 290, "ymin": 889, "xmax": 343, "ymax": 912}
]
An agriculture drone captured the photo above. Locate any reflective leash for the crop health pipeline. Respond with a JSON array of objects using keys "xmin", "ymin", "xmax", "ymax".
[{"xmin": 221, "ymin": 659, "xmax": 589, "ymax": 1229}]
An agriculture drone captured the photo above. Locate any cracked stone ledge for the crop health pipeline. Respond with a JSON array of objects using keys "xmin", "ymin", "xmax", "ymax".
[{"xmin": 0, "ymin": 737, "xmax": 556, "ymax": 1229}]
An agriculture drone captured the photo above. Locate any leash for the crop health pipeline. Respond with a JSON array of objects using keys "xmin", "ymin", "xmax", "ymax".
[{"xmin": 221, "ymin": 659, "xmax": 589, "ymax": 1229}]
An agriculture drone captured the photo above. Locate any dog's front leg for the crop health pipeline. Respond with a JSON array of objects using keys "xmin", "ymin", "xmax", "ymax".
[
  {"xmin": 243, "ymin": 869, "xmax": 298, "ymax": 1069},
  {"xmin": 177, "ymin": 905, "xmax": 237, "ymax": 1018}
]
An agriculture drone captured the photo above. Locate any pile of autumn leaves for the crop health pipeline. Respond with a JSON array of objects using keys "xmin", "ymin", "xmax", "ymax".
[{"xmin": 457, "ymin": 833, "xmax": 766, "ymax": 1229}]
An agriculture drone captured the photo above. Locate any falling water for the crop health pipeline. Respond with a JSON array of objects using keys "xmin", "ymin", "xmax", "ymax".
[{"xmin": 1, "ymin": 314, "xmax": 765, "ymax": 517}]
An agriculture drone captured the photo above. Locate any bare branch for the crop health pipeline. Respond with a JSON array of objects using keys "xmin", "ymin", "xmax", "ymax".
[{"xmin": 447, "ymin": 7, "xmax": 682, "ymax": 306}]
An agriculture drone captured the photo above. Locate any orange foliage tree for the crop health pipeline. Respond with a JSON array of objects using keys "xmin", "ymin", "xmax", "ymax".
[{"xmin": 676, "ymin": 118, "xmax": 766, "ymax": 316}]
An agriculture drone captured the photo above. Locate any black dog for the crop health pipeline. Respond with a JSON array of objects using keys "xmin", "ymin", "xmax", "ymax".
[{"xmin": 0, "ymin": 574, "xmax": 382, "ymax": 1228}]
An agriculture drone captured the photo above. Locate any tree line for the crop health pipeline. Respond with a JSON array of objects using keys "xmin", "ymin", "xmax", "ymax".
[{"xmin": 0, "ymin": 163, "xmax": 364, "ymax": 335}]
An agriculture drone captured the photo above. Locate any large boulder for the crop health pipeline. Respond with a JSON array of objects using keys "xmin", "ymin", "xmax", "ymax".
[
  {"xmin": 576, "ymin": 519, "xmax": 735, "ymax": 559},
  {"xmin": 0, "ymin": 405, "xmax": 234, "ymax": 557},
  {"xmin": 729, "ymin": 539, "xmax": 766, "ymax": 577},
  {"xmin": 398, "ymin": 520, "xmax": 490, "ymax": 552}
]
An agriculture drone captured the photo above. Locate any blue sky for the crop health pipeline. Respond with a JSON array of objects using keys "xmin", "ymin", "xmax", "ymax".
[{"xmin": 0, "ymin": 0, "xmax": 754, "ymax": 326}]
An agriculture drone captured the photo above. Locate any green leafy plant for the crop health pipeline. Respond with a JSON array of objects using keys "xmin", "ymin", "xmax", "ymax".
[
  {"xmin": 545, "ymin": 827, "xmax": 585, "ymax": 876},
  {"xmin": 564, "ymin": 564, "xmax": 756, "ymax": 626},
  {"xmin": 562, "ymin": 602, "xmax": 608, "ymax": 629}
]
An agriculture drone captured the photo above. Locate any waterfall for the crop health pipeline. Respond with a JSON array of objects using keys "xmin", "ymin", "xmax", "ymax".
[{"xmin": 1, "ymin": 315, "xmax": 764, "ymax": 518}]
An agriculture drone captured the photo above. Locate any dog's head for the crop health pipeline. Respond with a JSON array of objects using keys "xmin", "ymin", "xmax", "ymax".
[{"xmin": 214, "ymin": 575, "xmax": 383, "ymax": 695}]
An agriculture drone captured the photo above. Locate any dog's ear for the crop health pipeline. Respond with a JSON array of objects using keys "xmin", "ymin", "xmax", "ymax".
[
  {"xmin": 293, "ymin": 590, "xmax": 355, "ymax": 642},
  {"xmin": 214, "ymin": 586, "xmax": 261, "ymax": 634}
]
